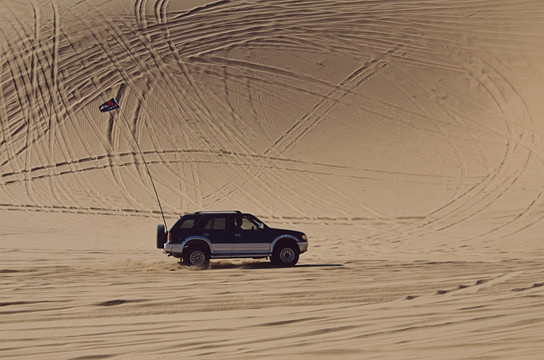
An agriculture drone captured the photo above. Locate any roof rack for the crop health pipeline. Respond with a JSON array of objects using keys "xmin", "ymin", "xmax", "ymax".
[{"xmin": 193, "ymin": 210, "xmax": 241, "ymax": 214}]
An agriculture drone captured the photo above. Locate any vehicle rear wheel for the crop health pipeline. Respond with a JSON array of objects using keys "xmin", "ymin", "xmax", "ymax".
[
  {"xmin": 271, "ymin": 243, "xmax": 299, "ymax": 266},
  {"xmin": 183, "ymin": 246, "xmax": 210, "ymax": 267}
]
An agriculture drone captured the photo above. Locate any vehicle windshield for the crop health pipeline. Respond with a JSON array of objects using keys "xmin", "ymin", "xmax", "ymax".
[{"xmin": 254, "ymin": 215, "xmax": 267, "ymax": 228}]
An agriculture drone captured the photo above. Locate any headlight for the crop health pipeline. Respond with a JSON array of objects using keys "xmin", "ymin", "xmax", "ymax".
[{"xmin": 301, "ymin": 234, "xmax": 308, "ymax": 241}]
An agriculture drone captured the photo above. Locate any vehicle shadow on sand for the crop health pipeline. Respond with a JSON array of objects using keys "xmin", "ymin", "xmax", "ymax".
[{"xmin": 197, "ymin": 261, "xmax": 344, "ymax": 270}]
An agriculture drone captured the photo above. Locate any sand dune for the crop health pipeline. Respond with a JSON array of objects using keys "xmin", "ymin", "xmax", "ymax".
[{"xmin": 2, "ymin": 0, "xmax": 544, "ymax": 358}]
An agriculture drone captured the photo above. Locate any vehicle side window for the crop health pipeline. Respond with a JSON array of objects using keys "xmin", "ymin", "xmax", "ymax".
[
  {"xmin": 204, "ymin": 216, "xmax": 227, "ymax": 230},
  {"xmin": 241, "ymin": 216, "xmax": 258, "ymax": 230},
  {"xmin": 213, "ymin": 217, "xmax": 227, "ymax": 230},
  {"xmin": 235, "ymin": 216, "xmax": 259, "ymax": 230},
  {"xmin": 204, "ymin": 217, "xmax": 213, "ymax": 230}
]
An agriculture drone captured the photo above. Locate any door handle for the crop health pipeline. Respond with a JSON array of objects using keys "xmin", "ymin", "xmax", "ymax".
[
  {"xmin": 235, "ymin": 233, "xmax": 241, "ymax": 238},
  {"xmin": 203, "ymin": 233, "xmax": 209, "ymax": 236}
]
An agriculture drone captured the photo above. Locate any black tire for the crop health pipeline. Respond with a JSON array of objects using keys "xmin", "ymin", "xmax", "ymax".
[
  {"xmin": 156, "ymin": 224, "xmax": 167, "ymax": 249},
  {"xmin": 271, "ymin": 243, "xmax": 299, "ymax": 266},
  {"xmin": 182, "ymin": 245, "xmax": 210, "ymax": 267}
]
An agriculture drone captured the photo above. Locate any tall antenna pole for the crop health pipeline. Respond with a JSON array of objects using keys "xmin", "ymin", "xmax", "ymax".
[
  {"xmin": 100, "ymin": 97, "xmax": 168, "ymax": 229},
  {"xmin": 118, "ymin": 110, "xmax": 168, "ymax": 229}
]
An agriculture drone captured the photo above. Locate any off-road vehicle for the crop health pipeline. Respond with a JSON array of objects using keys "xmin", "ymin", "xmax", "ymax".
[{"xmin": 156, "ymin": 211, "xmax": 308, "ymax": 266}]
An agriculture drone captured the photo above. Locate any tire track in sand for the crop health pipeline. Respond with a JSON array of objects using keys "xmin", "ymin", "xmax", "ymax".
[
  {"xmin": 184, "ymin": 40, "xmax": 391, "ymax": 216},
  {"xmin": 478, "ymin": 56, "xmax": 543, "ymax": 236},
  {"xmin": 54, "ymin": 6, "xmax": 161, "ymax": 213},
  {"xmin": 96, "ymin": 9, "xmax": 211, "ymax": 210},
  {"xmin": 362, "ymin": 54, "xmax": 511, "ymax": 245},
  {"xmin": 420, "ymin": 52, "xmax": 537, "ymax": 239},
  {"xmin": 67, "ymin": 5, "xmax": 205, "ymax": 212},
  {"xmin": 259, "ymin": 55, "xmax": 393, "ymax": 219},
  {"xmin": 196, "ymin": 56, "xmax": 357, "ymax": 218},
  {"xmin": 24, "ymin": 2, "xmax": 114, "ymax": 214},
  {"xmin": 90, "ymin": 18, "xmax": 219, "ymax": 213},
  {"xmin": 140, "ymin": 0, "xmax": 299, "ymax": 214},
  {"xmin": 135, "ymin": 0, "xmax": 148, "ymax": 30},
  {"xmin": 0, "ymin": 3, "xmax": 51, "ymax": 208},
  {"xmin": 265, "ymin": 58, "xmax": 390, "ymax": 156},
  {"xmin": 369, "ymin": 48, "xmax": 537, "ymax": 247},
  {"xmin": 0, "ymin": 40, "xmax": 19, "ymax": 205}
]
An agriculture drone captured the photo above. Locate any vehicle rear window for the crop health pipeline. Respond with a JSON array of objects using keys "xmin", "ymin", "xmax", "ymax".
[
  {"xmin": 179, "ymin": 218, "xmax": 196, "ymax": 229},
  {"xmin": 174, "ymin": 215, "xmax": 200, "ymax": 231}
]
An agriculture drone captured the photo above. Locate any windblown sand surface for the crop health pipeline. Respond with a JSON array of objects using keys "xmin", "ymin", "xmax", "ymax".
[{"xmin": 2, "ymin": 0, "xmax": 544, "ymax": 358}]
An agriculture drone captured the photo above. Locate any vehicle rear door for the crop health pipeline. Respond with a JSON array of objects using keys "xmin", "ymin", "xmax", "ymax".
[{"xmin": 202, "ymin": 215, "xmax": 232, "ymax": 254}]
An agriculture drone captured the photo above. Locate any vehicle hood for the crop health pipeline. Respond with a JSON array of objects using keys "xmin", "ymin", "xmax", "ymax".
[{"xmin": 269, "ymin": 228, "xmax": 306, "ymax": 239}]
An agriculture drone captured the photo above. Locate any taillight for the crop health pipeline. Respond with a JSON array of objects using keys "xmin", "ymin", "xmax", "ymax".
[{"xmin": 167, "ymin": 232, "xmax": 171, "ymax": 241}]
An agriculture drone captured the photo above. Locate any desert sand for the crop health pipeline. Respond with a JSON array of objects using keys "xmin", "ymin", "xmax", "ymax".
[{"xmin": 2, "ymin": 0, "xmax": 544, "ymax": 358}]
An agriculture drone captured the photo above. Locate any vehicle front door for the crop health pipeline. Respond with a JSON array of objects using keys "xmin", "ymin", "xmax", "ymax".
[{"xmin": 232, "ymin": 215, "xmax": 269, "ymax": 255}]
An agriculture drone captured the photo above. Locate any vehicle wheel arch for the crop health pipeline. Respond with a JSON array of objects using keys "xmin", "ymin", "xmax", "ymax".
[
  {"xmin": 270, "ymin": 235, "xmax": 300, "ymax": 253},
  {"xmin": 181, "ymin": 238, "xmax": 212, "ymax": 267},
  {"xmin": 181, "ymin": 237, "xmax": 212, "ymax": 254}
]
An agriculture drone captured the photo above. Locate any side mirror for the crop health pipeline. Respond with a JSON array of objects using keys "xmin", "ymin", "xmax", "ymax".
[{"xmin": 258, "ymin": 222, "xmax": 265, "ymax": 230}]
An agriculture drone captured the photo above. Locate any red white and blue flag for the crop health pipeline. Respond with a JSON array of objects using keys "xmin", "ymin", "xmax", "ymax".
[{"xmin": 99, "ymin": 98, "xmax": 120, "ymax": 112}]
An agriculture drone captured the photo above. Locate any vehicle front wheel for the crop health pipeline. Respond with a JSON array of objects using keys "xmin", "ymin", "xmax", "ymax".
[
  {"xmin": 271, "ymin": 243, "xmax": 299, "ymax": 266},
  {"xmin": 183, "ymin": 246, "xmax": 210, "ymax": 267}
]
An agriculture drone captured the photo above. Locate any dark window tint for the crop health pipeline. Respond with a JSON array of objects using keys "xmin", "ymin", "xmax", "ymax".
[
  {"xmin": 212, "ymin": 217, "xmax": 227, "ymax": 230},
  {"xmin": 204, "ymin": 216, "xmax": 227, "ymax": 230},
  {"xmin": 173, "ymin": 215, "xmax": 201, "ymax": 231},
  {"xmin": 179, "ymin": 218, "xmax": 196, "ymax": 229},
  {"xmin": 204, "ymin": 217, "xmax": 213, "ymax": 230}
]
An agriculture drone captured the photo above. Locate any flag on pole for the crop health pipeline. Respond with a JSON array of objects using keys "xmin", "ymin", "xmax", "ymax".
[{"xmin": 99, "ymin": 98, "xmax": 120, "ymax": 112}]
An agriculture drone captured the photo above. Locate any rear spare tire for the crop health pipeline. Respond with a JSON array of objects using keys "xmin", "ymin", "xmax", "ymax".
[{"xmin": 156, "ymin": 224, "xmax": 167, "ymax": 249}]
